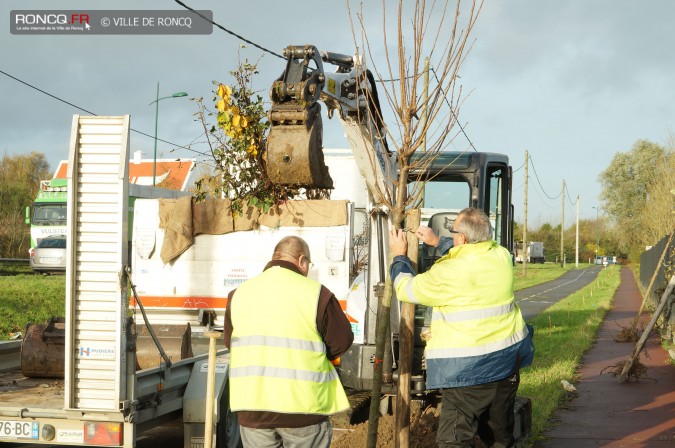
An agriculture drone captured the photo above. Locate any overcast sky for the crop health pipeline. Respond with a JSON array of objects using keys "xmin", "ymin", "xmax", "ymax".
[{"xmin": 3, "ymin": 1, "xmax": 674, "ymax": 228}]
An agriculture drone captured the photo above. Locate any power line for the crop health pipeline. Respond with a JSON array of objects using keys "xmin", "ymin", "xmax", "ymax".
[
  {"xmin": 528, "ymin": 153, "xmax": 561, "ymax": 200},
  {"xmin": 175, "ymin": 0, "xmax": 426, "ymax": 84},
  {"xmin": 0, "ymin": 69, "xmax": 214, "ymax": 164},
  {"xmin": 564, "ymin": 181, "xmax": 578, "ymax": 207},
  {"xmin": 429, "ymin": 68, "xmax": 478, "ymax": 152},
  {"xmin": 174, "ymin": 0, "xmax": 285, "ymax": 60},
  {"xmin": 512, "ymin": 160, "xmax": 526, "ymax": 174},
  {"xmin": 1, "ymin": 69, "xmax": 98, "ymax": 116},
  {"xmin": 174, "ymin": 0, "xmax": 481, "ymax": 158}
]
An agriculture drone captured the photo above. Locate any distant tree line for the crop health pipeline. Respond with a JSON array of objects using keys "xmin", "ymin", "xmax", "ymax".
[
  {"xmin": 598, "ymin": 138, "xmax": 674, "ymax": 260},
  {"xmin": 0, "ymin": 152, "xmax": 51, "ymax": 258}
]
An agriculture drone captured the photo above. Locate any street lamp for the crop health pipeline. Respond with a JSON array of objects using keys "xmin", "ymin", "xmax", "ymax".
[
  {"xmin": 149, "ymin": 83, "xmax": 188, "ymax": 186},
  {"xmin": 592, "ymin": 206, "xmax": 599, "ymax": 263}
]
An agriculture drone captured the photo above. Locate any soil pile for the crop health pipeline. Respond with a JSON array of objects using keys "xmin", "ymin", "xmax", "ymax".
[{"xmin": 331, "ymin": 405, "xmax": 440, "ymax": 448}]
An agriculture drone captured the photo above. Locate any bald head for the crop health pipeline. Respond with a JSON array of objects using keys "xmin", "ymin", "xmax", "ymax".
[{"xmin": 272, "ymin": 236, "xmax": 312, "ymax": 275}]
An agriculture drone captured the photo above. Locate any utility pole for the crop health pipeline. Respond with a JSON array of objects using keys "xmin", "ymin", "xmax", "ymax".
[
  {"xmin": 522, "ymin": 149, "xmax": 528, "ymax": 276},
  {"xmin": 575, "ymin": 195, "xmax": 579, "ymax": 267},
  {"xmin": 592, "ymin": 206, "xmax": 599, "ymax": 263},
  {"xmin": 560, "ymin": 179, "xmax": 565, "ymax": 268}
]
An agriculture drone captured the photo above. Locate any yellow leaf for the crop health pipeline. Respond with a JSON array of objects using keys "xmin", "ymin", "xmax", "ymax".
[
  {"xmin": 241, "ymin": 116, "xmax": 249, "ymax": 128},
  {"xmin": 247, "ymin": 143, "xmax": 258, "ymax": 157},
  {"xmin": 232, "ymin": 114, "xmax": 240, "ymax": 128},
  {"xmin": 216, "ymin": 99, "xmax": 226, "ymax": 113},
  {"xmin": 217, "ymin": 84, "xmax": 232, "ymax": 98}
]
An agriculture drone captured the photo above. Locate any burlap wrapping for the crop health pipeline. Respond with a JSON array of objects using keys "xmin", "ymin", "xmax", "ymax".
[{"xmin": 158, "ymin": 197, "xmax": 348, "ymax": 264}]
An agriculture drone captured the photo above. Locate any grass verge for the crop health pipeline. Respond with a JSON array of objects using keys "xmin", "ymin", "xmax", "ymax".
[
  {"xmin": 0, "ymin": 273, "xmax": 65, "ymax": 337},
  {"xmin": 519, "ymin": 264, "xmax": 621, "ymax": 445}
]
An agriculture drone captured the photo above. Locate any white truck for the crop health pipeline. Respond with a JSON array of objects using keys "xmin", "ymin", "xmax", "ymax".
[{"xmin": 516, "ymin": 241, "xmax": 545, "ymax": 264}]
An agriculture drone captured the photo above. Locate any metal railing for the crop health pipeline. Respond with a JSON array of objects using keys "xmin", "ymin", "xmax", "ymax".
[
  {"xmin": 0, "ymin": 341, "xmax": 21, "ymax": 373},
  {"xmin": 640, "ymin": 233, "xmax": 675, "ymax": 341},
  {"xmin": 0, "ymin": 258, "xmax": 30, "ymax": 266}
]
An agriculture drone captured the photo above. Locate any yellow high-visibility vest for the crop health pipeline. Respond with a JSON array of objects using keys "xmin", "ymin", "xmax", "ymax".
[
  {"xmin": 229, "ymin": 266, "xmax": 349, "ymax": 414},
  {"xmin": 393, "ymin": 240, "xmax": 529, "ymax": 387}
]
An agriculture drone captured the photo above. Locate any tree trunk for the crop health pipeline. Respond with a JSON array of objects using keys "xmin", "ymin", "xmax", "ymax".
[{"xmin": 366, "ymin": 278, "xmax": 392, "ymax": 448}]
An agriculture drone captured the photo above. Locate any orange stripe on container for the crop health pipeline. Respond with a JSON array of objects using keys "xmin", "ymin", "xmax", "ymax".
[
  {"xmin": 130, "ymin": 296, "xmax": 359, "ymax": 323},
  {"xmin": 130, "ymin": 296, "xmax": 229, "ymax": 308}
]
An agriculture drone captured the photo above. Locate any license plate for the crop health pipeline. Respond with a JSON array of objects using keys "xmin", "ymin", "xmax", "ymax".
[
  {"xmin": 40, "ymin": 257, "xmax": 60, "ymax": 263},
  {"xmin": 0, "ymin": 421, "xmax": 39, "ymax": 439}
]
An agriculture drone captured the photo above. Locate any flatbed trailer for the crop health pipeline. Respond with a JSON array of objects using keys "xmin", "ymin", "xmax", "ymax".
[{"xmin": 0, "ymin": 116, "xmax": 237, "ymax": 448}]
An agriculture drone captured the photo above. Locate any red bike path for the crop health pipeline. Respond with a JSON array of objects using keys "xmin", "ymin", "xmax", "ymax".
[{"xmin": 538, "ymin": 266, "xmax": 675, "ymax": 447}]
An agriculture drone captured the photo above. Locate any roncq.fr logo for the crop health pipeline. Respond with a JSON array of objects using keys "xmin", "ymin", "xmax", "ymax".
[{"xmin": 14, "ymin": 13, "xmax": 90, "ymax": 26}]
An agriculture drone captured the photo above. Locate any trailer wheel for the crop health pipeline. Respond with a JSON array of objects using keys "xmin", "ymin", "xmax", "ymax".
[{"xmin": 217, "ymin": 379, "xmax": 242, "ymax": 448}]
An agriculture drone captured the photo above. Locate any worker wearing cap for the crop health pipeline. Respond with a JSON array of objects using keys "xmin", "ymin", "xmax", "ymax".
[
  {"xmin": 224, "ymin": 235, "xmax": 353, "ymax": 448},
  {"xmin": 390, "ymin": 207, "xmax": 534, "ymax": 448}
]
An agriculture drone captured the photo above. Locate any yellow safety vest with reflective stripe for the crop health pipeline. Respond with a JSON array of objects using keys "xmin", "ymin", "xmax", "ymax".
[
  {"xmin": 229, "ymin": 266, "xmax": 349, "ymax": 414},
  {"xmin": 393, "ymin": 240, "xmax": 529, "ymax": 388}
]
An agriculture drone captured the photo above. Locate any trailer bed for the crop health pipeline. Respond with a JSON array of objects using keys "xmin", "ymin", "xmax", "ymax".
[{"xmin": 0, "ymin": 370, "xmax": 64, "ymax": 409}]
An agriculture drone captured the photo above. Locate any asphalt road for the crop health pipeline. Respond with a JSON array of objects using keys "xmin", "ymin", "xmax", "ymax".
[{"xmin": 516, "ymin": 264, "xmax": 604, "ymax": 320}]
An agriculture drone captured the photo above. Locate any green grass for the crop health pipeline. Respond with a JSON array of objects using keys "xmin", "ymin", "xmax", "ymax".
[
  {"xmin": 514, "ymin": 262, "xmax": 582, "ymax": 291},
  {"xmin": 0, "ymin": 273, "xmax": 65, "ymax": 338},
  {"xmin": 519, "ymin": 264, "xmax": 621, "ymax": 445}
]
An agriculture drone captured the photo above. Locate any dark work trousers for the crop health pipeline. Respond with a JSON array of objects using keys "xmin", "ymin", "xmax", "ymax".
[{"xmin": 437, "ymin": 369, "xmax": 520, "ymax": 448}]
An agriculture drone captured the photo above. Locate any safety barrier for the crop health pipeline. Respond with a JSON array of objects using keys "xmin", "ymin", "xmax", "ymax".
[{"xmin": 640, "ymin": 233, "xmax": 675, "ymax": 341}]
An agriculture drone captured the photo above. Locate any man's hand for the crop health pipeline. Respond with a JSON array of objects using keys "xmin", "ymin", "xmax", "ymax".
[
  {"xmin": 415, "ymin": 226, "xmax": 440, "ymax": 247},
  {"xmin": 389, "ymin": 227, "xmax": 408, "ymax": 257}
]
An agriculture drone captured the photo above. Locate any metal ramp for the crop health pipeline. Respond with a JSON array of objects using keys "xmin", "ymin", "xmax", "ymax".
[{"xmin": 65, "ymin": 115, "xmax": 131, "ymax": 412}]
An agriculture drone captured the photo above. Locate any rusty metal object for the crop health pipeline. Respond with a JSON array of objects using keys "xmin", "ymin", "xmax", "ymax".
[
  {"xmin": 21, "ymin": 317, "xmax": 65, "ymax": 378},
  {"xmin": 135, "ymin": 323, "xmax": 193, "ymax": 370},
  {"xmin": 266, "ymin": 102, "xmax": 333, "ymax": 188},
  {"xmin": 264, "ymin": 44, "xmax": 333, "ymax": 189}
]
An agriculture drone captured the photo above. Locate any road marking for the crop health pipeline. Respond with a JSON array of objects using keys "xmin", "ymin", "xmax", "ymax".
[{"xmin": 518, "ymin": 268, "xmax": 597, "ymax": 302}]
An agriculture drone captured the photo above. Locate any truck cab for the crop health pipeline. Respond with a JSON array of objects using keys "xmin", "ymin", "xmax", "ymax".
[
  {"xmin": 409, "ymin": 151, "xmax": 514, "ymax": 271},
  {"xmin": 338, "ymin": 150, "xmax": 514, "ymax": 392}
]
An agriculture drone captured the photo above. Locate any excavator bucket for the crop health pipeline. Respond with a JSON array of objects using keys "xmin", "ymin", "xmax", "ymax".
[
  {"xmin": 265, "ymin": 102, "xmax": 333, "ymax": 189},
  {"xmin": 19, "ymin": 318, "xmax": 193, "ymax": 375},
  {"xmin": 135, "ymin": 323, "xmax": 193, "ymax": 371},
  {"xmin": 263, "ymin": 45, "xmax": 334, "ymax": 189},
  {"xmin": 21, "ymin": 317, "xmax": 65, "ymax": 378}
]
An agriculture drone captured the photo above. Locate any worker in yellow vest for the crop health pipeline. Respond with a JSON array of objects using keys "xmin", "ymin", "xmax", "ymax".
[
  {"xmin": 224, "ymin": 235, "xmax": 353, "ymax": 448},
  {"xmin": 390, "ymin": 208, "xmax": 534, "ymax": 448}
]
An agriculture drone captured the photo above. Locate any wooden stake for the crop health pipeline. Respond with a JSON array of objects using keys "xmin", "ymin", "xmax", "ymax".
[
  {"xmin": 395, "ymin": 209, "xmax": 420, "ymax": 448},
  {"xmin": 203, "ymin": 330, "xmax": 221, "ymax": 448}
]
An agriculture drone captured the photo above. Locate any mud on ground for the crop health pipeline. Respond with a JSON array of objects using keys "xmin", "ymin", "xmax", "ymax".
[{"xmin": 331, "ymin": 404, "xmax": 441, "ymax": 448}]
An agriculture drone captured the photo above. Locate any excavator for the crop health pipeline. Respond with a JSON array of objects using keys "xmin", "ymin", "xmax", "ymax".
[{"xmin": 262, "ymin": 44, "xmax": 528, "ymax": 438}]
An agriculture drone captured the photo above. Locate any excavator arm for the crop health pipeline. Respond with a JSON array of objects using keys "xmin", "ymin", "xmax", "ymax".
[{"xmin": 265, "ymin": 45, "xmax": 396, "ymax": 205}]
